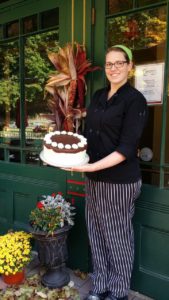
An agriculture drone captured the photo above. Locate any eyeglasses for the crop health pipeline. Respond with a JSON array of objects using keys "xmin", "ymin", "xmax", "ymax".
[{"xmin": 105, "ymin": 61, "xmax": 128, "ymax": 69}]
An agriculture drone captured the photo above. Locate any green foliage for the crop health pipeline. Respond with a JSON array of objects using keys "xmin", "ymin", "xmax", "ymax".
[
  {"xmin": 0, "ymin": 76, "xmax": 19, "ymax": 111},
  {"xmin": 0, "ymin": 30, "xmax": 59, "ymax": 116},
  {"xmin": 107, "ymin": 7, "xmax": 166, "ymax": 50},
  {"xmin": 29, "ymin": 207, "xmax": 64, "ymax": 234},
  {"xmin": 24, "ymin": 30, "xmax": 59, "ymax": 102},
  {"xmin": 29, "ymin": 193, "xmax": 75, "ymax": 235}
]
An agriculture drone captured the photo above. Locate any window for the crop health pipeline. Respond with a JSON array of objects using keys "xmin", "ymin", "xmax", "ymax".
[
  {"xmin": 164, "ymin": 72, "xmax": 169, "ymax": 187},
  {"xmin": 0, "ymin": 0, "xmax": 9, "ymax": 3},
  {"xmin": 107, "ymin": 0, "xmax": 133, "ymax": 14},
  {"xmin": 138, "ymin": 0, "xmax": 163, "ymax": 6},
  {"xmin": 24, "ymin": 30, "xmax": 59, "ymax": 164},
  {"xmin": 107, "ymin": 0, "xmax": 164, "ymax": 14},
  {"xmin": 23, "ymin": 15, "xmax": 37, "ymax": 34},
  {"xmin": 41, "ymin": 8, "xmax": 59, "ymax": 29},
  {"xmin": 0, "ymin": 8, "xmax": 59, "ymax": 165},
  {"xmin": 6, "ymin": 20, "xmax": 19, "ymax": 38},
  {"xmin": 106, "ymin": 5, "xmax": 167, "ymax": 187},
  {"xmin": 0, "ymin": 40, "xmax": 20, "ymax": 149}
]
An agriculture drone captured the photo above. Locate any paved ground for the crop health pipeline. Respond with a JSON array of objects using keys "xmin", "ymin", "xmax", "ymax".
[
  {"xmin": 0, "ymin": 252, "xmax": 154, "ymax": 300},
  {"xmin": 69, "ymin": 270, "xmax": 154, "ymax": 300}
]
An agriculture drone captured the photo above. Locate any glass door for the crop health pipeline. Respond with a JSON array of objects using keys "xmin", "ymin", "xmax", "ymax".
[{"xmin": 106, "ymin": 5, "xmax": 167, "ymax": 186}]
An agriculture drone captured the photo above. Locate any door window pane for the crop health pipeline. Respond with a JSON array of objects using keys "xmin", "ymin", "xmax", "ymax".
[
  {"xmin": 0, "ymin": 25, "xmax": 3, "ymax": 39},
  {"xmin": 139, "ymin": 105, "xmax": 163, "ymax": 164},
  {"xmin": 23, "ymin": 15, "xmax": 37, "ymax": 34},
  {"xmin": 165, "ymin": 92, "xmax": 169, "ymax": 163},
  {"xmin": 164, "ymin": 168, "xmax": 169, "ymax": 188},
  {"xmin": 41, "ymin": 8, "xmax": 59, "ymax": 29},
  {"xmin": 0, "ymin": 41, "xmax": 20, "ymax": 151},
  {"xmin": 141, "ymin": 167, "xmax": 160, "ymax": 186},
  {"xmin": 25, "ymin": 150, "xmax": 40, "ymax": 165},
  {"xmin": 6, "ymin": 20, "xmax": 19, "ymax": 38},
  {"xmin": 107, "ymin": 0, "xmax": 133, "ymax": 14},
  {"xmin": 9, "ymin": 149, "xmax": 20, "ymax": 163},
  {"xmin": 138, "ymin": 0, "xmax": 162, "ymax": 6},
  {"xmin": 0, "ymin": 149, "xmax": 4, "ymax": 161}
]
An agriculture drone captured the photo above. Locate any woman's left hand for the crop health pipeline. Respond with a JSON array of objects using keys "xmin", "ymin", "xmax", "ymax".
[{"xmin": 61, "ymin": 163, "xmax": 95, "ymax": 172}]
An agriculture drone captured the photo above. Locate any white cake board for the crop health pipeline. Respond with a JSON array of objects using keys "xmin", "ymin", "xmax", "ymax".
[{"xmin": 40, "ymin": 150, "xmax": 89, "ymax": 168}]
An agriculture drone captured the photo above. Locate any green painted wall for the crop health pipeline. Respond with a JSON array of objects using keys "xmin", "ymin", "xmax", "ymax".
[{"xmin": 0, "ymin": 161, "xmax": 89, "ymax": 271}]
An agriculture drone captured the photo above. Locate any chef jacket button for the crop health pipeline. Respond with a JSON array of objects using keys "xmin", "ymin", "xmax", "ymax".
[
  {"xmin": 96, "ymin": 130, "xmax": 100, "ymax": 135},
  {"xmin": 89, "ymin": 128, "xmax": 93, "ymax": 133}
]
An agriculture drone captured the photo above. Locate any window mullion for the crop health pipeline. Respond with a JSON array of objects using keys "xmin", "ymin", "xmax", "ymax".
[
  {"xmin": 19, "ymin": 35, "xmax": 26, "ymax": 163},
  {"xmin": 159, "ymin": 3, "xmax": 169, "ymax": 188}
]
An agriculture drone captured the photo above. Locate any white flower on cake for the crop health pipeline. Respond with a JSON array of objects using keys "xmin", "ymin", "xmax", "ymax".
[
  {"xmin": 65, "ymin": 144, "xmax": 71, "ymax": 149},
  {"xmin": 72, "ymin": 144, "xmax": 78, "ymax": 149},
  {"xmin": 49, "ymin": 132, "xmax": 54, "ymax": 137},
  {"xmin": 58, "ymin": 143, "xmax": 64, "ymax": 149},
  {"xmin": 52, "ymin": 142, "xmax": 57, "ymax": 147},
  {"xmin": 78, "ymin": 142, "xmax": 84, "ymax": 147},
  {"xmin": 82, "ymin": 138, "xmax": 87, "ymax": 144},
  {"xmin": 61, "ymin": 131, "xmax": 67, "ymax": 134},
  {"xmin": 68, "ymin": 132, "xmax": 73, "ymax": 135},
  {"xmin": 46, "ymin": 139, "xmax": 52, "ymax": 144}
]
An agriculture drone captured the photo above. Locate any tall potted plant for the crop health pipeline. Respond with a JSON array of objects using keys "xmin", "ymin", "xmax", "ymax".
[
  {"xmin": 44, "ymin": 42, "xmax": 101, "ymax": 132},
  {"xmin": 29, "ymin": 192, "xmax": 75, "ymax": 289}
]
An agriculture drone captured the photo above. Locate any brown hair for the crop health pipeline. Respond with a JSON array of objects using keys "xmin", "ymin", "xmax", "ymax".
[{"xmin": 106, "ymin": 47, "xmax": 130, "ymax": 63}]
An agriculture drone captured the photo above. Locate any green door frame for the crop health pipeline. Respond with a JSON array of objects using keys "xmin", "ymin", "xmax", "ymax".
[{"xmin": 93, "ymin": 1, "xmax": 169, "ymax": 299}]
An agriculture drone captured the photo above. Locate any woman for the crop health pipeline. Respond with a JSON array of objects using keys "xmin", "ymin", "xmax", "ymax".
[{"xmin": 68, "ymin": 45, "xmax": 148, "ymax": 300}]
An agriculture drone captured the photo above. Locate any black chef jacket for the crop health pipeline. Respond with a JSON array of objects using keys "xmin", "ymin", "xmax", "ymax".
[{"xmin": 85, "ymin": 82, "xmax": 148, "ymax": 183}]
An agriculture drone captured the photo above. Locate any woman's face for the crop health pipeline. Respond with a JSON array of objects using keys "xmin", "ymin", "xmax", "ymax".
[{"xmin": 105, "ymin": 50, "xmax": 132, "ymax": 87}]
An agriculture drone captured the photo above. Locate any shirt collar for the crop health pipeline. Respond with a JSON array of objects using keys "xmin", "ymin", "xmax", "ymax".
[
  {"xmin": 106, "ymin": 81, "xmax": 130, "ymax": 95},
  {"xmin": 99, "ymin": 81, "xmax": 130, "ymax": 107}
]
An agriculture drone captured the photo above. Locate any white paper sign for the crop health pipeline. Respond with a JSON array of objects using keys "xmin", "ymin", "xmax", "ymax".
[{"xmin": 135, "ymin": 62, "xmax": 164, "ymax": 105}]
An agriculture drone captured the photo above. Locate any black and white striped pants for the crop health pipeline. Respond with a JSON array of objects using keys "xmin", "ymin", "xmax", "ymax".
[{"xmin": 85, "ymin": 179, "xmax": 142, "ymax": 298}]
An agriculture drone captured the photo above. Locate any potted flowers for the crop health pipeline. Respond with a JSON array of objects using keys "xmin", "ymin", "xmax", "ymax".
[
  {"xmin": 29, "ymin": 192, "xmax": 75, "ymax": 289},
  {"xmin": 29, "ymin": 192, "xmax": 75, "ymax": 235},
  {"xmin": 0, "ymin": 231, "xmax": 32, "ymax": 284}
]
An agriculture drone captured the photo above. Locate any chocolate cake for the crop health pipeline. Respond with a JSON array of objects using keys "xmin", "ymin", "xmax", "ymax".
[{"xmin": 41, "ymin": 131, "xmax": 88, "ymax": 167}]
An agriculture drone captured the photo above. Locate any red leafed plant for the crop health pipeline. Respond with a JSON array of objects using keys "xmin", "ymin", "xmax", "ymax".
[{"xmin": 44, "ymin": 43, "xmax": 101, "ymax": 132}]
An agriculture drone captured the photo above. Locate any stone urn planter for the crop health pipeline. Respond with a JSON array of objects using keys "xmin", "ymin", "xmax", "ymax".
[
  {"xmin": 28, "ymin": 192, "xmax": 75, "ymax": 288},
  {"xmin": 29, "ymin": 225, "xmax": 71, "ymax": 289}
]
